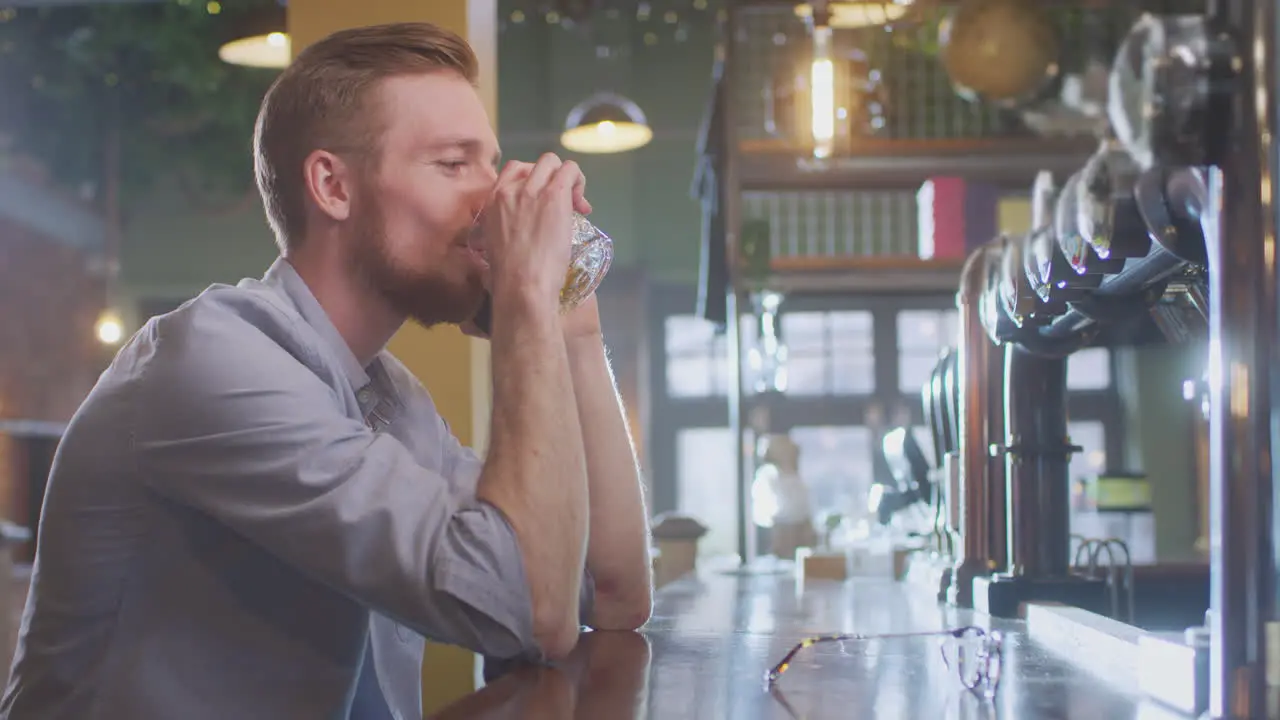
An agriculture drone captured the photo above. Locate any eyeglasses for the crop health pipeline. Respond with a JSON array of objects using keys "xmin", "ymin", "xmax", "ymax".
[{"xmin": 764, "ymin": 626, "xmax": 1003, "ymax": 700}]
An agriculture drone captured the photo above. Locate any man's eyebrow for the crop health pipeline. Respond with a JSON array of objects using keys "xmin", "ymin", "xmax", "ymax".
[{"xmin": 426, "ymin": 137, "xmax": 481, "ymax": 151}]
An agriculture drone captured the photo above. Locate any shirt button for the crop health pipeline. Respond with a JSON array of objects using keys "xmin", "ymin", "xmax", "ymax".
[{"xmin": 357, "ymin": 388, "xmax": 373, "ymax": 404}]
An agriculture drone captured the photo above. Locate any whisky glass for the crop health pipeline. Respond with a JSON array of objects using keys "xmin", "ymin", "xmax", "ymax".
[
  {"xmin": 469, "ymin": 212, "xmax": 613, "ymax": 335},
  {"xmin": 561, "ymin": 212, "xmax": 613, "ymax": 310}
]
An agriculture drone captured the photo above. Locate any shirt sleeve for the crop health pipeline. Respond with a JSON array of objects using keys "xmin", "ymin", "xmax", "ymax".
[
  {"xmin": 439, "ymin": 425, "xmax": 596, "ymax": 627},
  {"xmin": 129, "ymin": 301, "xmax": 543, "ymax": 660}
]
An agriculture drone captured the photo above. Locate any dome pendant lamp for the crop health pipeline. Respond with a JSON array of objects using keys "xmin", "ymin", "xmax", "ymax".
[
  {"xmin": 560, "ymin": 92, "xmax": 653, "ymax": 155},
  {"xmin": 218, "ymin": 2, "xmax": 291, "ymax": 69}
]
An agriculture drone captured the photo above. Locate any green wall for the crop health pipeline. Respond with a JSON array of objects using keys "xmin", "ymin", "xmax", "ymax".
[
  {"xmin": 120, "ymin": 183, "xmax": 275, "ymax": 305},
  {"xmin": 120, "ymin": 8, "xmax": 716, "ymax": 304}
]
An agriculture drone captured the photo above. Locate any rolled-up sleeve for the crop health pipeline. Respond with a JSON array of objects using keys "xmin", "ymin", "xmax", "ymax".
[
  {"xmin": 440, "ymin": 428, "xmax": 596, "ymax": 629},
  {"xmin": 130, "ymin": 303, "xmax": 544, "ymax": 659}
]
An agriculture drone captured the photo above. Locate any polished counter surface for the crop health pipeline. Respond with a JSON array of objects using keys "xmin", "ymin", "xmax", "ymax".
[{"xmin": 430, "ymin": 567, "xmax": 1187, "ymax": 719}]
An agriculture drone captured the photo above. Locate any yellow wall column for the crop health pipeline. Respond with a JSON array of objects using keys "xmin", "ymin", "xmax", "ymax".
[{"xmin": 287, "ymin": 1, "xmax": 496, "ymax": 714}]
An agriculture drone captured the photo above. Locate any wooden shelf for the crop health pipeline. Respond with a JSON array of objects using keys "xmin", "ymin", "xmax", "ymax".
[
  {"xmin": 769, "ymin": 254, "xmax": 965, "ymax": 273},
  {"xmin": 734, "ymin": 136, "xmax": 1098, "ymax": 192},
  {"xmin": 749, "ymin": 255, "xmax": 966, "ymax": 295}
]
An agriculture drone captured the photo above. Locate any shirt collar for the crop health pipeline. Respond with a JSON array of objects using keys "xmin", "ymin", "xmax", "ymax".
[{"xmin": 262, "ymin": 257, "xmax": 371, "ymax": 392}]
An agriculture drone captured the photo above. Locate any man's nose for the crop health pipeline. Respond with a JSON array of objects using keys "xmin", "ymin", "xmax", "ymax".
[{"xmin": 469, "ymin": 167, "xmax": 500, "ymax": 215}]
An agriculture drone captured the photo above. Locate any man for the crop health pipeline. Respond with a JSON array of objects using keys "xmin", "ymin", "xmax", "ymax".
[{"xmin": 0, "ymin": 21, "xmax": 653, "ymax": 720}]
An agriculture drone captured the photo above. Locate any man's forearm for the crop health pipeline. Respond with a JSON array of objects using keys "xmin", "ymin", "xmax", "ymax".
[
  {"xmin": 476, "ymin": 292, "xmax": 590, "ymax": 658},
  {"xmin": 566, "ymin": 336, "xmax": 653, "ymax": 629}
]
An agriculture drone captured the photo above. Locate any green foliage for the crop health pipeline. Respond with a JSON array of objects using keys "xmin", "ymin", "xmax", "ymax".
[{"xmin": 0, "ymin": 0, "xmax": 277, "ymax": 210}]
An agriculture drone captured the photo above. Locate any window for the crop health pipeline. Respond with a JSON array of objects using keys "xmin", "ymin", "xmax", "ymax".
[
  {"xmin": 664, "ymin": 315, "xmax": 731, "ymax": 398},
  {"xmin": 656, "ymin": 288, "xmax": 1122, "ymax": 569},
  {"xmin": 897, "ymin": 309, "xmax": 959, "ymax": 393},
  {"xmin": 664, "ymin": 311, "xmax": 875, "ymax": 398},
  {"xmin": 673, "ymin": 425, "xmax": 876, "ymax": 559},
  {"xmin": 1065, "ymin": 418, "xmax": 1154, "ymax": 562},
  {"xmin": 1067, "ymin": 420, "xmax": 1107, "ymax": 486},
  {"xmin": 1068, "ymin": 347, "xmax": 1111, "ymax": 390},
  {"xmin": 895, "ymin": 310, "xmax": 1110, "ymax": 393},
  {"xmin": 780, "ymin": 310, "xmax": 874, "ymax": 395},
  {"xmin": 675, "ymin": 427, "xmax": 737, "ymax": 557},
  {"xmin": 790, "ymin": 425, "xmax": 875, "ymax": 521}
]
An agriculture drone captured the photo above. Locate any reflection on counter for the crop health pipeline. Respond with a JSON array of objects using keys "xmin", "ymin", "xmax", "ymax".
[
  {"xmin": 430, "ymin": 631, "xmax": 651, "ymax": 720},
  {"xmin": 433, "ymin": 569, "xmax": 1176, "ymax": 719}
]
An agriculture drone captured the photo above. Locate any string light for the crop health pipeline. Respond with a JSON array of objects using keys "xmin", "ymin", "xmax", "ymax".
[{"xmin": 502, "ymin": 1, "xmax": 710, "ymax": 46}]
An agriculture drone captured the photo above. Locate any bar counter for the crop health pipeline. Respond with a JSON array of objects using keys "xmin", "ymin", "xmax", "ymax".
[{"xmin": 430, "ymin": 568, "xmax": 1185, "ymax": 719}]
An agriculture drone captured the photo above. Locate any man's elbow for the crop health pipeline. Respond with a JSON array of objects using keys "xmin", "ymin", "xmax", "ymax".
[
  {"xmin": 532, "ymin": 613, "xmax": 582, "ymax": 660},
  {"xmin": 590, "ymin": 592, "xmax": 653, "ymax": 631}
]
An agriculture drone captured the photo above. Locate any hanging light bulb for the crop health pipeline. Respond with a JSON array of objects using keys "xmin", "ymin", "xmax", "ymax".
[
  {"xmin": 218, "ymin": 3, "xmax": 291, "ymax": 69},
  {"xmin": 560, "ymin": 92, "xmax": 653, "ymax": 154},
  {"xmin": 810, "ymin": 22, "xmax": 835, "ymax": 159}
]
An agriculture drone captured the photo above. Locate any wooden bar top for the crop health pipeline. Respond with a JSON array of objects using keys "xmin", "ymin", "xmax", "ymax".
[{"xmin": 429, "ymin": 568, "xmax": 1184, "ymax": 719}]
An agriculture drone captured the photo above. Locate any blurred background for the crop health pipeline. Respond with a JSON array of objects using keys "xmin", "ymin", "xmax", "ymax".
[{"xmin": 0, "ymin": 0, "xmax": 1209, "ymax": 654}]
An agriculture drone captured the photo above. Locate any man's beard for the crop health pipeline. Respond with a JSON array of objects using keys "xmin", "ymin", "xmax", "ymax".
[{"xmin": 349, "ymin": 201, "xmax": 485, "ymax": 328}]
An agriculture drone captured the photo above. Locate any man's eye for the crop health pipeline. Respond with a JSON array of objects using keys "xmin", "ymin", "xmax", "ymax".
[{"xmin": 439, "ymin": 160, "xmax": 467, "ymax": 172}]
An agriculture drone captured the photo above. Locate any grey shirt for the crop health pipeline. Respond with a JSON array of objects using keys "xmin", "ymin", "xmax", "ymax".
[{"xmin": 0, "ymin": 258, "xmax": 592, "ymax": 719}]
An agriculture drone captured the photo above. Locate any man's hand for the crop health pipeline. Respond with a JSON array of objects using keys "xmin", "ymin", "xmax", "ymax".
[
  {"xmin": 485, "ymin": 157, "xmax": 592, "ymax": 217},
  {"xmin": 463, "ymin": 153, "xmax": 593, "ymax": 339},
  {"xmin": 483, "ymin": 154, "xmax": 579, "ymax": 311}
]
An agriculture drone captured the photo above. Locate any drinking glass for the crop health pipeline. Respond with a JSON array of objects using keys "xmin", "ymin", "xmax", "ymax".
[
  {"xmin": 561, "ymin": 212, "xmax": 614, "ymax": 310},
  {"xmin": 470, "ymin": 212, "xmax": 614, "ymax": 334}
]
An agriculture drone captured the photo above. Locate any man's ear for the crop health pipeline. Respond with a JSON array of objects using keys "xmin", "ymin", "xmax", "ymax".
[{"xmin": 302, "ymin": 149, "xmax": 353, "ymax": 222}]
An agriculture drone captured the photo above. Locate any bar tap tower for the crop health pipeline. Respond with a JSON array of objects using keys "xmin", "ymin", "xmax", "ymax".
[{"xmin": 949, "ymin": 3, "xmax": 1276, "ymax": 716}]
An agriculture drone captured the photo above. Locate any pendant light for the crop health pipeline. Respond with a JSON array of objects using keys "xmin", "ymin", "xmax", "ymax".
[
  {"xmin": 560, "ymin": 92, "xmax": 653, "ymax": 154},
  {"xmin": 218, "ymin": 2, "xmax": 291, "ymax": 70},
  {"xmin": 794, "ymin": 1, "xmax": 914, "ymax": 29}
]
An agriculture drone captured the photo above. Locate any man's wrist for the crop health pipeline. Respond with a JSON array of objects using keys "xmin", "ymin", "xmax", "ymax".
[
  {"xmin": 564, "ymin": 329, "xmax": 605, "ymax": 355},
  {"xmin": 564, "ymin": 332, "xmax": 610, "ymax": 381},
  {"xmin": 491, "ymin": 283, "xmax": 562, "ymax": 337},
  {"xmin": 564, "ymin": 324, "xmax": 604, "ymax": 343}
]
